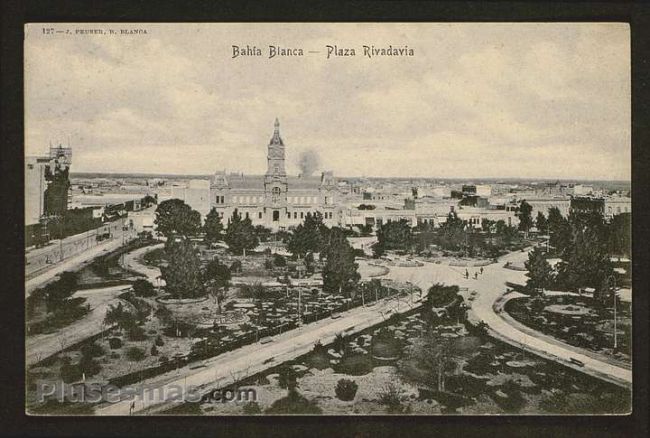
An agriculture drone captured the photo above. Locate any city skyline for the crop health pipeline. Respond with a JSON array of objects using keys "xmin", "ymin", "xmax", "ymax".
[{"xmin": 25, "ymin": 23, "xmax": 630, "ymax": 180}]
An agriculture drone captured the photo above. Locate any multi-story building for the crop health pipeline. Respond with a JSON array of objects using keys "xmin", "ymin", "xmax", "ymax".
[
  {"xmin": 208, "ymin": 119, "xmax": 339, "ymax": 230},
  {"xmin": 25, "ymin": 145, "xmax": 72, "ymax": 226}
]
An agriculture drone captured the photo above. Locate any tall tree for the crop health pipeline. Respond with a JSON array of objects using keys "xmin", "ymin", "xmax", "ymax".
[
  {"xmin": 203, "ymin": 257, "xmax": 231, "ymax": 313},
  {"xmin": 547, "ymin": 207, "xmax": 572, "ymax": 256},
  {"xmin": 376, "ymin": 219, "xmax": 412, "ymax": 252},
  {"xmin": 288, "ymin": 212, "xmax": 325, "ymax": 257},
  {"xmin": 224, "ymin": 209, "xmax": 259, "ymax": 255},
  {"xmin": 43, "ymin": 271, "xmax": 81, "ymax": 313},
  {"xmin": 154, "ymin": 199, "xmax": 201, "ymax": 238},
  {"xmin": 555, "ymin": 226, "xmax": 613, "ymax": 293},
  {"xmin": 161, "ymin": 238, "xmax": 205, "ymax": 298},
  {"xmin": 437, "ymin": 211, "xmax": 466, "ymax": 251},
  {"xmin": 517, "ymin": 200, "xmax": 533, "ymax": 234},
  {"xmin": 203, "ymin": 207, "xmax": 224, "ymax": 245},
  {"xmin": 525, "ymin": 247, "xmax": 554, "ymax": 291},
  {"xmin": 322, "ymin": 228, "xmax": 360, "ymax": 295},
  {"xmin": 607, "ymin": 212, "xmax": 631, "ymax": 258},
  {"xmin": 535, "ymin": 211, "xmax": 548, "ymax": 235}
]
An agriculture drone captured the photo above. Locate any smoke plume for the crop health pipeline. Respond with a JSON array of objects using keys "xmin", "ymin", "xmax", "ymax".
[{"xmin": 298, "ymin": 149, "xmax": 321, "ymax": 176}]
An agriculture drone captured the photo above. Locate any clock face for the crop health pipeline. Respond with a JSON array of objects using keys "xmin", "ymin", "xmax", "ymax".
[{"xmin": 269, "ymin": 146, "xmax": 283, "ymax": 159}]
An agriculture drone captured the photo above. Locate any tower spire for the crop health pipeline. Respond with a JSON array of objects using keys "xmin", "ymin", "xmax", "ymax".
[{"xmin": 270, "ymin": 118, "xmax": 283, "ymax": 145}]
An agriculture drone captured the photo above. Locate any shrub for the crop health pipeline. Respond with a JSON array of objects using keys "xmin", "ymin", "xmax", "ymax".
[
  {"xmin": 378, "ymin": 382, "xmax": 406, "ymax": 414},
  {"xmin": 79, "ymin": 355, "xmax": 102, "ymax": 377},
  {"xmin": 265, "ymin": 391, "xmax": 322, "ymax": 415},
  {"xmin": 154, "ymin": 306, "xmax": 173, "ymax": 324},
  {"xmin": 332, "ymin": 333, "xmax": 347, "ymax": 354},
  {"xmin": 335, "ymin": 379, "xmax": 358, "ymax": 401},
  {"xmin": 108, "ymin": 337, "xmax": 123, "ymax": 350},
  {"xmin": 277, "ymin": 366, "xmax": 299, "ymax": 391},
  {"xmin": 264, "ymin": 259, "xmax": 274, "ymax": 270},
  {"xmin": 59, "ymin": 357, "xmax": 81, "ymax": 383},
  {"xmin": 230, "ymin": 260, "xmax": 242, "ymax": 273},
  {"xmin": 80, "ymin": 342, "xmax": 105, "ymax": 358},
  {"xmin": 155, "ymin": 335, "xmax": 165, "ymax": 347},
  {"xmin": 273, "ymin": 254, "xmax": 287, "ymax": 267},
  {"xmin": 151, "ymin": 344, "xmax": 159, "ymax": 356},
  {"xmin": 126, "ymin": 347, "xmax": 146, "ymax": 361},
  {"xmin": 242, "ymin": 401, "xmax": 262, "ymax": 415},
  {"xmin": 128, "ymin": 325, "xmax": 148, "ymax": 341},
  {"xmin": 110, "ymin": 352, "xmax": 120, "ymax": 359},
  {"xmin": 312, "ymin": 340, "xmax": 327, "ymax": 354},
  {"xmin": 132, "ymin": 279, "xmax": 156, "ymax": 297},
  {"xmin": 336, "ymin": 353, "xmax": 373, "ymax": 376}
]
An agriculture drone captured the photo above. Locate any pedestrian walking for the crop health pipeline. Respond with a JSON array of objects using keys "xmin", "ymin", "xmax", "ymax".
[{"xmin": 480, "ymin": 267, "xmax": 484, "ymax": 275}]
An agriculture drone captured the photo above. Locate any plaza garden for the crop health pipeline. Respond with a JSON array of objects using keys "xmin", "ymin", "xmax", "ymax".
[
  {"xmin": 504, "ymin": 295, "xmax": 631, "ymax": 363},
  {"xmin": 25, "ymin": 199, "xmax": 632, "ymax": 414},
  {"xmin": 165, "ymin": 299, "xmax": 630, "ymax": 416}
]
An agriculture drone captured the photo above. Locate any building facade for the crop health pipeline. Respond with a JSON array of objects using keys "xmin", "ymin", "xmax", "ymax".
[
  {"xmin": 209, "ymin": 119, "xmax": 339, "ymax": 230},
  {"xmin": 25, "ymin": 145, "xmax": 72, "ymax": 227}
]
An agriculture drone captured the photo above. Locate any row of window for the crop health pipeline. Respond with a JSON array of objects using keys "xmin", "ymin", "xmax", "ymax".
[
  {"xmin": 214, "ymin": 194, "xmax": 330, "ymax": 205},
  {"xmin": 211, "ymin": 210, "xmax": 335, "ymax": 221},
  {"xmin": 285, "ymin": 211, "xmax": 335, "ymax": 220}
]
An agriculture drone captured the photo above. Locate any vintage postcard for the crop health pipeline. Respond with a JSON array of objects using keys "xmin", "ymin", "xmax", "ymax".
[{"xmin": 24, "ymin": 23, "xmax": 631, "ymax": 416}]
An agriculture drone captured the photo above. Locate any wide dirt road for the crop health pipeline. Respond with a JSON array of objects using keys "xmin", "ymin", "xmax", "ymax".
[{"xmin": 26, "ymin": 285, "xmax": 131, "ymax": 366}]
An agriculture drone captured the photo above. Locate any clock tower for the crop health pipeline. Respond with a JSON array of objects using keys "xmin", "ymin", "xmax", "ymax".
[{"xmin": 264, "ymin": 118, "xmax": 288, "ymax": 223}]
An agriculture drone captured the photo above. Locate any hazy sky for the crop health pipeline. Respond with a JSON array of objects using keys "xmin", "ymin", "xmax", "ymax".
[{"xmin": 25, "ymin": 23, "xmax": 630, "ymax": 180}]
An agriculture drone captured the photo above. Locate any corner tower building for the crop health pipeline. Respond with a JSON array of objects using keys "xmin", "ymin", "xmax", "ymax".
[{"xmin": 209, "ymin": 119, "xmax": 339, "ymax": 230}]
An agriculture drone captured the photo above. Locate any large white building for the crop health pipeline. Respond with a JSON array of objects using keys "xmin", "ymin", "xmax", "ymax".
[{"xmin": 206, "ymin": 119, "xmax": 339, "ymax": 230}]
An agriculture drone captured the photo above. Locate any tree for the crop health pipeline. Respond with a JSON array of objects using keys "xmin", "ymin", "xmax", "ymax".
[
  {"xmin": 224, "ymin": 209, "xmax": 259, "ymax": 255},
  {"xmin": 288, "ymin": 212, "xmax": 325, "ymax": 257},
  {"xmin": 203, "ymin": 257, "xmax": 231, "ymax": 313},
  {"xmin": 517, "ymin": 200, "xmax": 533, "ymax": 234},
  {"xmin": 425, "ymin": 283, "xmax": 461, "ymax": 308},
  {"xmin": 525, "ymin": 247, "xmax": 554, "ymax": 291},
  {"xmin": 376, "ymin": 220, "xmax": 412, "ymax": 253},
  {"xmin": 481, "ymin": 218, "xmax": 495, "ymax": 234},
  {"xmin": 161, "ymin": 238, "xmax": 205, "ymax": 298},
  {"xmin": 132, "ymin": 279, "xmax": 156, "ymax": 297},
  {"xmin": 556, "ymin": 225, "xmax": 613, "ymax": 293},
  {"xmin": 607, "ymin": 212, "xmax": 631, "ymax": 258},
  {"xmin": 403, "ymin": 334, "xmax": 456, "ymax": 394},
  {"xmin": 536, "ymin": 211, "xmax": 548, "ymax": 235},
  {"xmin": 322, "ymin": 228, "xmax": 360, "ymax": 295},
  {"xmin": 278, "ymin": 366, "xmax": 299, "ymax": 392},
  {"xmin": 203, "ymin": 207, "xmax": 224, "ymax": 245},
  {"xmin": 154, "ymin": 199, "xmax": 201, "ymax": 238},
  {"xmin": 547, "ymin": 207, "xmax": 572, "ymax": 256},
  {"xmin": 45, "ymin": 271, "xmax": 79, "ymax": 312},
  {"xmin": 437, "ymin": 211, "xmax": 466, "ymax": 251}
]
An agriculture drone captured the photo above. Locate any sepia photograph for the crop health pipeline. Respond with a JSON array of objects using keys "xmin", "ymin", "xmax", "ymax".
[{"xmin": 23, "ymin": 22, "xmax": 632, "ymax": 416}]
